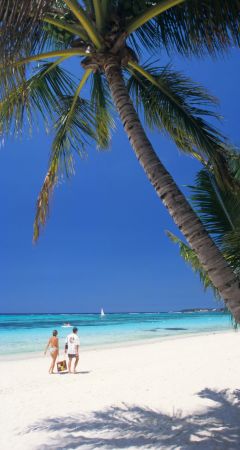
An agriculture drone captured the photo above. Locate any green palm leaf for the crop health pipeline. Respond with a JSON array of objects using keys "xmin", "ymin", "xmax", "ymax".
[
  {"xmin": 227, "ymin": 151, "xmax": 240, "ymax": 184},
  {"xmin": 90, "ymin": 72, "xmax": 115, "ymax": 149},
  {"xmin": 168, "ymin": 229, "xmax": 239, "ymax": 324},
  {"xmin": 33, "ymin": 78, "xmax": 97, "ymax": 240},
  {"xmin": 127, "ymin": 61, "xmax": 237, "ymax": 188},
  {"xmin": 222, "ymin": 231, "xmax": 240, "ymax": 275},
  {"xmin": 154, "ymin": 0, "xmax": 240, "ymax": 56},
  {"xmin": 38, "ymin": 20, "xmax": 75, "ymax": 52},
  {"xmin": 189, "ymin": 162, "xmax": 240, "ymax": 274},
  {"xmin": 0, "ymin": 1, "xmax": 89, "ymax": 63},
  {"xmin": 167, "ymin": 230, "xmax": 220, "ymax": 299},
  {"xmin": 190, "ymin": 170, "xmax": 240, "ymax": 241},
  {"xmin": 0, "ymin": 60, "xmax": 76, "ymax": 137},
  {"xmin": 0, "ymin": 0, "xmax": 48, "ymax": 61},
  {"xmin": 52, "ymin": 95, "xmax": 96, "ymax": 161},
  {"xmin": 33, "ymin": 155, "xmax": 59, "ymax": 242},
  {"xmin": 123, "ymin": 0, "xmax": 240, "ymax": 56},
  {"xmin": 168, "ymin": 153, "xmax": 240, "ymax": 301},
  {"xmin": 128, "ymin": 20, "xmax": 161, "ymax": 55},
  {"xmin": 39, "ymin": 3, "xmax": 91, "ymax": 53}
]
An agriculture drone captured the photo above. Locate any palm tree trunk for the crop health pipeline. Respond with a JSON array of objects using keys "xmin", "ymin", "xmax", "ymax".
[{"xmin": 104, "ymin": 59, "xmax": 240, "ymax": 322}]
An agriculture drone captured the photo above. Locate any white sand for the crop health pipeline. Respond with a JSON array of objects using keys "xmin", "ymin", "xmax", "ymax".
[{"xmin": 0, "ymin": 331, "xmax": 240, "ymax": 450}]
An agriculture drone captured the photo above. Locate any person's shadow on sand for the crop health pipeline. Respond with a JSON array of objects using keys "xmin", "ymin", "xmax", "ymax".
[
  {"xmin": 57, "ymin": 371, "xmax": 91, "ymax": 375},
  {"xmin": 24, "ymin": 388, "xmax": 240, "ymax": 449},
  {"xmin": 71, "ymin": 371, "xmax": 91, "ymax": 375}
]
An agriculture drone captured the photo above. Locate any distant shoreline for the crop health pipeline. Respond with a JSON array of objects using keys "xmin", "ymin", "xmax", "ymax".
[{"xmin": 0, "ymin": 308, "xmax": 228, "ymax": 315}]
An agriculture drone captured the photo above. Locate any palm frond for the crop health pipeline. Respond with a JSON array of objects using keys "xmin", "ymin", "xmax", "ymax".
[
  {"xmin": 166, "ymin": 231, "xmax": 220, "ymax": 299},
  {"xmin": 188, "ymin": 155, "xmax": 240, "ymax": 273},
  {"xmin": 127, "ymin": 61, "xmax": 239, "ymax": 190},
  {"xmin": 155, "ymin": 0, "xmax": 240, "ymax": 57},
  {"xmin": 90, "ymin": 72, "xmax": 115, "ymax": 149},
  {"xmin": 0, "ymin": 1, "xmax": 87, "ymax": 62},
  {"xmin": 189, "ymin": 170, "xmax": 240, "ymax": 241},
  {"xmin": 102, "ymin": 0, "xmax": 111, "ymax": 27},
  {"xmin": 226, "ymin": 151, "xmax": 240, "ymax": 184},
  {"xmin": 167, "ymin": 153, "xmax": 240, "ymax": 302},
  {"xmin": 33, "ymin": 73, "xmax": 97, "ymax": 241},
  {"xmin": 118, "ymin": 1, "xmax": 171, "ymax": 54},
  {"xmin": 39, "ymin": 20, "xmax": 75, "ymax": 53},
  {"xmin": 52, "ymin": 95, "xmax": 95, "ymax": 162},
  {"xmin": 64, "ymin": 0, "xmax": 103, "ymax": 49},
  {"xmin": 93, "ymin": 0, "xmax": 104, "ymax": 31},
  {"xmin": 0, "ymin": 64, "xmax": 27, "ymax": 106},
  {"xmin": 128, "ymin": 19, "xmax": 161, "ymax": 54},
  {"xmin": 222, "ymin": 231, "xmax": 240, "ymax": 275},
  {"xmin": 0, "ymin": 60, "xmax": 76, "ymax": 138},
  {"xmin": 123, "ymin": 0, "xmax": 240, "ymax": 57},
  {"xmin": 40, "ymin": 2, "xmax": 92, "ymax": 52},
  {"xmin": 33, "ymin": 155, "xmax": 59, "ymax": 242},
  {"xmin": 0, "ymin": 0, "xmax": 49, "ymax": 61},
  {"xmin": 0, "ymin": 48, "xmax": 86, "ymax": 105}
]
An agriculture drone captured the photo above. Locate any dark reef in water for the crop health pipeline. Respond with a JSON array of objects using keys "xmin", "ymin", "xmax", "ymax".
[
  {"xmin": 179, "ymin": 308, "xmax": 226, "ymax": 313},
  {"xmin": 148, "ymin": 327, "xmax": 188, "ymax": 332}
]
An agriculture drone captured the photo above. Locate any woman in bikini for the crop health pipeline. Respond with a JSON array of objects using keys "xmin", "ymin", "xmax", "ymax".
[{"xmin": 44, "ymin": 330, "xmax": 59, "ymax": 374}]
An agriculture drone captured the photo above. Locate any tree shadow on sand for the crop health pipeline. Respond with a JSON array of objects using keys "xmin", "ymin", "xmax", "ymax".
[{"xmin": 24, "ymin": 388, "xmax": 240, "ymax": 449}]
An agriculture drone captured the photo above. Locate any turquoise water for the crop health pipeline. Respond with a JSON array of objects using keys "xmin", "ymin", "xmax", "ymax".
[{"xmin": 0, "ymin": 312, "xmax": 234, "ymax": 357}]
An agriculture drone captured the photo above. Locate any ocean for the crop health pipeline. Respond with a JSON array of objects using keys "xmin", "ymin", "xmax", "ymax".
[{"xmin": 0, "ymin": 311, "xmax": 234, "ymax": 358}]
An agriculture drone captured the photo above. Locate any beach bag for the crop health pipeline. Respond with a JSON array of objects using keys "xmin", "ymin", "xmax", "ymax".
[{"xmin": 57, "ymin": 359, "xmax": 67, "ymax": 372}]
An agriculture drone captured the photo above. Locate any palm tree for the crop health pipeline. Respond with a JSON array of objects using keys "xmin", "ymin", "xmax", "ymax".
[
  {"xmin": 1, "ymin": 1, "xmax": 240, "ymax": 320},
  {"xmin": 168, "ymin": 152, "xmax": 240, "ymax": 300}
]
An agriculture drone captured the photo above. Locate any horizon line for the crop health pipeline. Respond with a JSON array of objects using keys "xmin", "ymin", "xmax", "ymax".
[{"xmin": 0, "ymin": 308, "xmax": 226, "ymax": 315}]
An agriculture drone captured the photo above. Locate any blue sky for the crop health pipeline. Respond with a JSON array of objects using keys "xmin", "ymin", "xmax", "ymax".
[{"xmin": 0, "ymin": 48, "xmax": 239, "ymax": 313}]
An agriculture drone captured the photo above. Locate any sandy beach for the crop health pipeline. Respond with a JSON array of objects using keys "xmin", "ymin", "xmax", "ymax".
[{"xmin": 0, "ymin": 331, "xmax": 240, "ymax": 450}]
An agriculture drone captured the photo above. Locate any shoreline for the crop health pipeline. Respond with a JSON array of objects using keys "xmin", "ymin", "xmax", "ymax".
[{"xmin": 0, "ymin": 327, "xmax": 235, "ymax": 362}]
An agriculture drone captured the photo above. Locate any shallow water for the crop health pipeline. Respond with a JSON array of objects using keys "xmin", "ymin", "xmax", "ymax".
[{"xmin": 0, "ymin": 311, "xmax": 233, "ymax": 356}]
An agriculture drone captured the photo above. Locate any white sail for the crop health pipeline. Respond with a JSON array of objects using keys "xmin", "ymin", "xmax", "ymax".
[{"xmin": 100, "ymin": 308, "xmax": 105, "ymax": 316}]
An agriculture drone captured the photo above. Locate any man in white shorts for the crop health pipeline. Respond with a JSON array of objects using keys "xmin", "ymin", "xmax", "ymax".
[{"xmin": 65, "ymin": 327, "xmax": 80, "ymax": 373}]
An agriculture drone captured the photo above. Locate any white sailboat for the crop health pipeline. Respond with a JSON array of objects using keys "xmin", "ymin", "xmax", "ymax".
[{"xmin": 100, "ymin": 308, "xmax": 105, "ymax": 317}]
